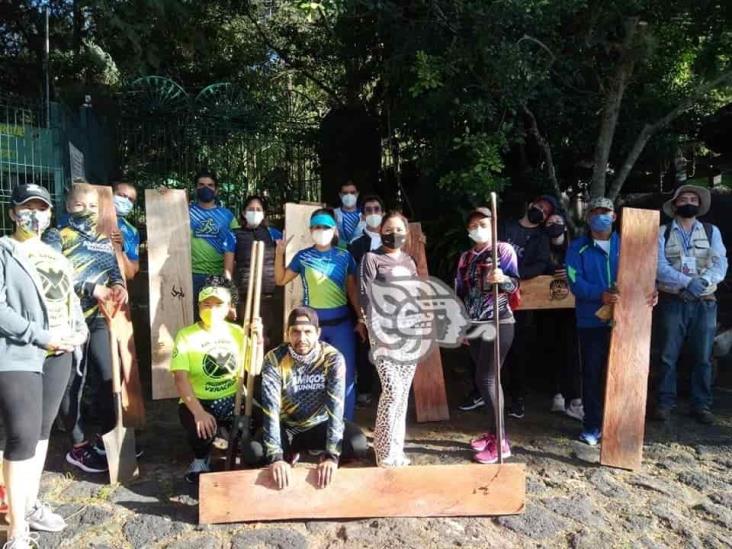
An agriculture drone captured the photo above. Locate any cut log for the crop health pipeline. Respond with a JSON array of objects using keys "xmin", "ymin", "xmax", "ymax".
[
  {"xmin": 199, "ymin": 463, "xmax": 525, "ymax": 523},
  {"xmin": 404, "ymin": 222, "xmax": 450, "ymax": 422},
  {"xmin": 93, "ymin": 185, "xmax": 145, "ymax": 426},
  {"xmin": 601, "ymin": 207, "xmax": 659, "ymax": 470},
  {"xmin": 282, "ymin": 202, "xmax": 321, "ymax": 339},
  {"xmin": 518, "ymin": 275, "xmax": 575, "ymax": 310},
  {"xmin": 145, "ymin": 189, "xmax": 194, "ymax": 400}
]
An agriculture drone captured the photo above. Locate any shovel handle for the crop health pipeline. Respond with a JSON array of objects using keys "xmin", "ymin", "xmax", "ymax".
[{"xmin": 490, "ymin": 192, "xmax": 504, "ymax": 464}]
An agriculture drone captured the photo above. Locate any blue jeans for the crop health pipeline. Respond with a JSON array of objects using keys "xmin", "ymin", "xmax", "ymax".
[
  {"xmin": 315, "ymin": 306, "xmax": 357, "ymax": 421},
  {"xmin": 578, "ymin": 327, "xmax": 611, "ymax": 432},
  {"xmin": 656, "ymin": 296, "xmax": 716, "ymax": 411}
]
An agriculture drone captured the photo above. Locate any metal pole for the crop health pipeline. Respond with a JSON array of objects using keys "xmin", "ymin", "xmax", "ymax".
[
  {"xmin": 44, "ymin": 5, "xmax": 50, "ymax": 128},
  {"xmin": 490, "ymin": 192, "xmax": 504, "ymax": 464}
]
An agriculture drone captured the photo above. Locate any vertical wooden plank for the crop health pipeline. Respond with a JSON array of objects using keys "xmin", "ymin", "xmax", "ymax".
[
  {"xmin": 282, "ymin": 202, "xmax": 321, "ymax": 339},
  {"xmin": 404, "ymin": 222, "xmax": 450, "ymax": 422},
  {"xmin": 145, "ymin": 189, "xmax": 194, "ymax": 399},
  {"xmin": 94, "ymin": 185, "xmax": 145, "ymax": 426},
  {"xmin": 601, "ymin": 207, "xmax": 659, "ymax": 470}
]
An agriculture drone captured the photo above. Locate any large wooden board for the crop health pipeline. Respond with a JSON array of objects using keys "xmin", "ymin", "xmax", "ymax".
[
  {"xmin": 404, "ymin": 222, "xmax": 450, "ymax": 422},
  {"xmin": 282, "ymin": 202, "xmax": 321, "ymax": 338},
  {"xmin": 518, "ymin": 275, "xmax": 575, "ymax": 310},
  {"xmin": 601, "ymin": 208, "xmax": 659, "ymax": 470},
  {"xmin": 199, "ymin": 463, "xmax": 525, "ymax": 523},
  {"xmin": 94, "ymin": 185, "xmax": 145, "ymax": 427},
  {"xmin": 145, "ymin": 189, "xmax": 194, "ymax": 400}
]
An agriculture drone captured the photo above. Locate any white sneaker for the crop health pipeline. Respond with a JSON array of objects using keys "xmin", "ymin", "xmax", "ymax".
[
  {"xmin": 551, "ymin": 393, "xmax": 565, "ymax": 413},
  {"xmin": 566, "ymin": 399, "xmax": 584, "ymax": 421},
  {"xmin": 26, "ymin": 500, "xmax": 67, "ymax": 532},
  {"xmin": 2, "ymin": 526, "xmax": 39, "ymax": 549}
]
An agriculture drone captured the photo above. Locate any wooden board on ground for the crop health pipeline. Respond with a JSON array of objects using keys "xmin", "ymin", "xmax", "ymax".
[
  {"xmin": 93, "ymin": 185, "xmax": 145, "ymax": 427},
  {"xmin": 518, "ymin": 275, "xmax": 575, "ymax": 310},
  {"xmin": 199, "ymin": 463, "xmax": 525, "ymax": 523},
  {"xmin": 404, "ymin": 222, "xmax": 450, "ymax": 423},
  {"xmin": 145, "ymin": 189, "xmax": 194, "ymax": 400},
  {"xmin": 282, "ymin": 202, "xmax": 321, "ymax": 339},
  {"xmin": 601, "ymin": 207, "xmax": 659, "ymax": 471}
]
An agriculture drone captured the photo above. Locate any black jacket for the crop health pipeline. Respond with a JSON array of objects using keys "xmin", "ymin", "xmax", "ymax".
[{"xmin": 499, "ymin": 218, "xmax": 550, "ymax": 280}]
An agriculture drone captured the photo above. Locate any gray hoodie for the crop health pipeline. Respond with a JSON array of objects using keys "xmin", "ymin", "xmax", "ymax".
[{"xmin": 0, "ymin": 236, "xmax": 53, "ymax": 372}]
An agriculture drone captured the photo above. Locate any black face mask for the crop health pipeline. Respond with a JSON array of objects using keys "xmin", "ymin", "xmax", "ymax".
[
  {"xmin": 545, "ymin": 224, "xmax": 565, "ymax": 238},
  {"xmin": 676, "ymin": 204, "xmax": 699, "ymax": 219},
  {"xmin": 527, "ymin": 206, "xmax": 545, "ymax": 225},
  {"xmin": 382, "ymin": 232, "xmax": 406, "ymax": 249}
]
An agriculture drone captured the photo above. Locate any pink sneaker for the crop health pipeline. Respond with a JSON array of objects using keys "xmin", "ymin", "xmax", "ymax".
[
  {"xmin": 473, "ymin": 437, "xmax": 511, "ymax": 464},
  {"xmin": 470, "ymin": 433, "xmax": 495, "ymax": 452}
]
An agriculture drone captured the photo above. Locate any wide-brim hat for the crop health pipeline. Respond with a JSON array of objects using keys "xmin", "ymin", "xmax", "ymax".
[{"xmin": 662, "ymin": 184, "xmax": 711, "ymax": 218}]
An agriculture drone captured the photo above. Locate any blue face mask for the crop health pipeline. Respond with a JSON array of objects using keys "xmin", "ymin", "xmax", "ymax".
[
  {"xmin": 589, "ymin": 213, "xmax": 613, "ymax": 233},
  {"xmin": 113, "ymin": 195, "xmax": 133, "ymax": 218},
  {"xmin": 196, "ymin": 186, "xmax": 216, "ymax": 203}
]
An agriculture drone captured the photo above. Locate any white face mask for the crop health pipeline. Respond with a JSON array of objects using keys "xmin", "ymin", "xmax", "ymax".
[
  {"xmin": 365, "ymin": 214, "xmax": 383, "ymax": 228},
  {"xmin": 245, "ymin": 210, "xmax": 264, "ymax": 227},
  {"xmin": 312, "ymin": 229, "xmax": 335, "ymax": 247},
  {"xmin": 341, "ymin": 193, "xmax": 358, "ymax": 208},
  {"xmin": 468, "ymin": 227, "xmax": 491, "ymax": 244}
]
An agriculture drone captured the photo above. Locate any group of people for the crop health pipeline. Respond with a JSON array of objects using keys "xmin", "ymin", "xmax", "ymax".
[{"xmin": 0, "ymin": 170, "xmax": 726, "ymax": 548}]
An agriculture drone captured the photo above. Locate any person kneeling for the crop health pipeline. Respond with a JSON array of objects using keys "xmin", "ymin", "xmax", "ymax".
[
  {"xmin": 171, "ymin": 278, "xmax": 259, "ymax": 484},
  {"xmin": 245, "ymin": 307, "xmax": 368, "ymax": 489}
]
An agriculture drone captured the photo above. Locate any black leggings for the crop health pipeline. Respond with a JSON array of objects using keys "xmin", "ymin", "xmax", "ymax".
[
  {"xmin": 0, "ymin": 353, "xmax": 72, "ymax": 460},
  {"xmin": 469, "ymin": 323, "xmax": 515, "ymax": 436},
  {"xmin": 59, "ymin": 317, "xmax": 114, "ymax": 445},
  {"xmin": 243, "ymin": 420, "xmax": 369, "ymax": 466}
]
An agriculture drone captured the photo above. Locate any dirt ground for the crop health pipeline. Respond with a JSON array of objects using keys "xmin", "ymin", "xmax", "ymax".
[{"xmin": 6, "ymin": 355, "xmax": 732, "ymax": 549}]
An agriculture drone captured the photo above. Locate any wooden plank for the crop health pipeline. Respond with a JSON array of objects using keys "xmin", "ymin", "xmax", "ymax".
[
  {"xmin": 518, "ymin": 275, "xmax": 575, "ymax": 310},
  {"xmin": 404, "ymin": 222, "xmax": 450, "ymax": 422},
  {"xmin": 199, "ymin": 463, "xmax": 525, "ymax": 523},
  {"xmin": 94, "ymin": 185, "xmax": 145, "ymax": 426},
  {"xmin": 282, "ymin": 202, "xmax": 321, "ymax": 339},
  {"xmin": 145, "ymin": 189, "xmax": 194, "ymax": 400},
  {"xmin": 601, "ymin": 208, "xmax": 659, "ymax": 470}
]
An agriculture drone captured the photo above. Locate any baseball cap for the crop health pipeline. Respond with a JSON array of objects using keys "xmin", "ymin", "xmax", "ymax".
[
  {"xmin": 287, "ymin": 306, "xmax": 320, "ymax": 329},
  {"xmin": 467, "ymin": 207, "xmax": 493, "ymax": 221},
  {"xmin": 11, "ymin": 184, "xmax": 52, "ymax": 207},
  {"xmin": 198, "ymin": 285, "xmax": 231, "ymax": 303},
  {"xmin": 588, "ymin": 196, "xmax": 615, "ymax": 211}
]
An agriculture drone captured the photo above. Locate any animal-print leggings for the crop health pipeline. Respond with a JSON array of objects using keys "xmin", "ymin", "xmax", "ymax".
[{"xmin": 373, "ymin": 359, "xmax": 418, "ymax": 466}]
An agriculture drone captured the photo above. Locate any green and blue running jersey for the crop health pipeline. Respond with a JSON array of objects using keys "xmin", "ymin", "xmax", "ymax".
[
  {"xmin": 260, "ymin": 342, "xmax": 346, "ymax": 462},
  {"xmin": 117, "ymin": 217, "xmax": 140, "ymax": 261},
  {"xmin": 189, "ymin": 203, "xmax": 239, "ymax": 275},
  {"xmin": 288, "ymin": 246, "xmax": 356, "ymax": 309}
]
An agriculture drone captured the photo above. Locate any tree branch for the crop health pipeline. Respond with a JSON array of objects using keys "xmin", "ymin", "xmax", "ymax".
[{"xmin": 607, "ymin": 68, "xmax": 732, "ymax": 200}]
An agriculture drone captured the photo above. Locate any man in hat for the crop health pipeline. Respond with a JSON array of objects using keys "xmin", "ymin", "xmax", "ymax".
[
  {"xmin": 244, "ymin": 306, "xmax": 369, "ymax": 489},
  {"xmin": 654, "ymin": 185, "xmax": 727, "ymax": 424}
]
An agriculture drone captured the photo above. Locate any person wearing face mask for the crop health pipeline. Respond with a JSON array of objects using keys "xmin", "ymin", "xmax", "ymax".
[
  {"xmin": 455, "ymin": 207, "xmax": 520, "ymax": 464},
  {"xmin": 566, "ymin": 197, "xmax": 621, "ymax": 446},
  {"xmin": 333, "ymin": 180, "xmax": 365, "ymax": 247},
  {"xmin": 234, "ymin": 196, "xmax": 284, "ymax": 349},
  {"xmin": 0, "ymin": 184, "xmax": 87, "ymax": 547},
  {"xmin": 358, "ymin": 211, "xmax": 420, "ymax": 466},
  {"xmin": 171, "ymin": 279, "xmax": 261, "ymax": 483},
  {"xmin": 496, "ymin": 195, "xmax": 556, "ymax": 420},
  {"xmin": 188, "ymin": 170, "xmax": 238, "ymax": 317},
  {"xmin": 56, "ymin": 182, "xmax": 128, "ymax": 474},
  {"xmin": 275, "ymin": 209, "xmax": 364, "ymax": 420},
  {"xmin": 541, "ymin": 214, "xmax": 584, "ymax": 421},
  {"xmin": 654, "ymin": 185, "xmax": 727, "ymax": 425},
  {"xmin": 109, "ymin": 181, "xmax": 140, "ymax": 281}
]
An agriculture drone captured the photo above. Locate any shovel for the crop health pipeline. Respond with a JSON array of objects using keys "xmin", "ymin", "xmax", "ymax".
[{"xmin": 100, "ymin": 302, "xmax": 139, "ymax": 484}]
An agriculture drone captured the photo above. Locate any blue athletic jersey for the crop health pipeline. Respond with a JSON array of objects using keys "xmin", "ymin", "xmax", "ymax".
[
  {"xmin": 189, "ymin": 203, "xmax": 238, "ymax": 275},
  {"xmin": 288, "ymin": 247, "xmax": 356, "ymax": 309},
  {"xmin": 118, "ymin": 217, "xmax": 140, "ymax": 261},
  {"xmin": 340, "ymin": 210, "xmax": 361, "ymax": 242}
]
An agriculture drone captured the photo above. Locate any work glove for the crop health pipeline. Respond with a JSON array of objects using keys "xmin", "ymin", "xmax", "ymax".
[{"xmin": 686, "ymin": 277, "xmax": 708, "ymax": 298}]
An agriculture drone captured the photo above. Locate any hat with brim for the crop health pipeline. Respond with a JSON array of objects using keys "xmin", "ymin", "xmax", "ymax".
[
  {"xmin": 198, "ymin": 286, "xmax": 231, "ymax": 304},
  {"xmin": 663, "ymin": 184, "xmax": 711, "ymax": 218},
  {"xmin": 467, "ymin": 206, "xmax": 493, "ymax": 223},
  {"xmin": 11, "ymin": 184, "xmax": 52, "ymax": 208}
]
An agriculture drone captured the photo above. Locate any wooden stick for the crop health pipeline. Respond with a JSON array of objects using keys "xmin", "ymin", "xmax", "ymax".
[{"xmin": 490, "ymin": 192, "xmax": 504, "ymax": 464}]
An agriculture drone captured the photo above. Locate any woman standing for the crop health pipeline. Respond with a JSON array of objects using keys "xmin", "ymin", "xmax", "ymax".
[
  {"xmin": 275, "ymin": 208, "xmax": 365, "ymax": 420},
  {"xmin": 234, "ymin": 195, "xmax": 283, "ymax": 347},
  {"xmin": 455, "ymin": 207, "xmax": 519, "ymax": 464},
  {"xmin": 0, "ymin": 184, "xmax": 87, "ymax": 548},
  {"xmin": 358, "ymin": 212, "xmax": 418, "ymax": 467}
]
